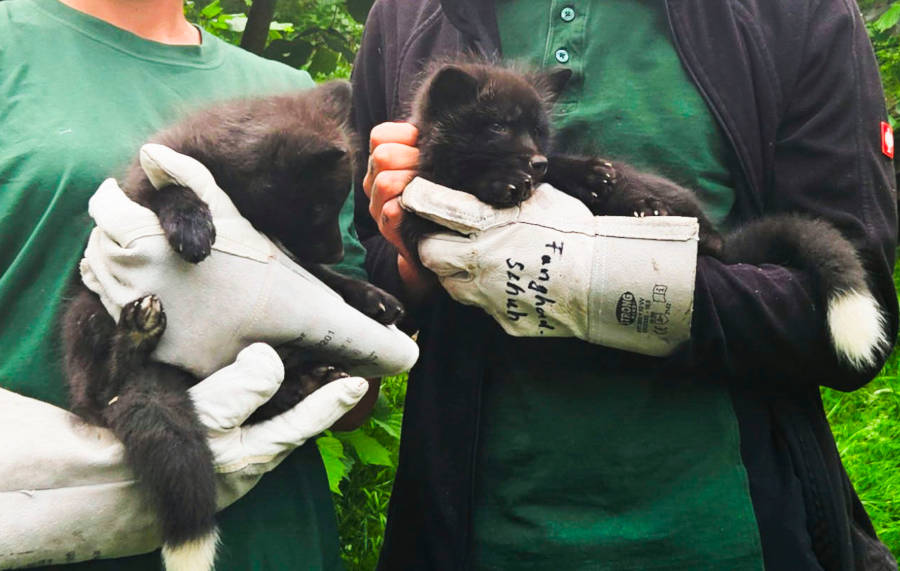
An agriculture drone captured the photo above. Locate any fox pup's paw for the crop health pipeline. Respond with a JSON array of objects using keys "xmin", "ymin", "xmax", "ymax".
[
  {"xmin": 304, "ymin": 364, "xmax": 350, "ymax": 384},
  {"xmin": 544, "ymin": 156, "xmax": 617, "ymax": 212},
  {"xmin": 474, "ymin": 169, "xmax": 536, "ymax": 207},
  {"xmin": 247, "ymin": 362, "xmax": 350, "ymax": 424},
  {"xmin": 153, "ymin": 185, "xmax": 216, "ymax": 263},
  {"xmin": 630, "ymin": 197, "xmax": 670, "ymax": 218},
  {"xmin": 161, "ymin": 206, "xmax": 215, "ymax": 263},
  {"xmin": 344, "ymin": 282, "xmax": 405, "ymax": 325},
  {"xmin": 118, "ymin": 294, "xmax": 167, "ymax": 350}
]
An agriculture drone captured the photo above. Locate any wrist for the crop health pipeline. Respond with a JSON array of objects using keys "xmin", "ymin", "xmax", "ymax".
[
  {"xmin": 584, "ymin": 216, "xmax": 699, "ymax": 355},
  {"xmin": 397, "ymin": 253, "xmax": 435, "ymax": 305}
]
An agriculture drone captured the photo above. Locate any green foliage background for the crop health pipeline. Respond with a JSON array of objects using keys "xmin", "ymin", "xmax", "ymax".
[{"xmin": 187, "ymin": 1, "xmax": 900, "ymax": 568}]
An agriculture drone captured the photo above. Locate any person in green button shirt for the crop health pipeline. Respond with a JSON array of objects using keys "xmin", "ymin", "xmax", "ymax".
[
  {"xmin": 0, "ymin": 0, "xmax": 379, "ymax": 568},
  {"xmin": 353, "ymin": 1, "xmax": 898, "ymax": 570}
]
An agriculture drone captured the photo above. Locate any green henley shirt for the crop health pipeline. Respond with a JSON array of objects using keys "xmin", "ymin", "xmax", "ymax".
[{"xmin": 468, "ymin": 2, "xmax": 764, "ymax": 569}]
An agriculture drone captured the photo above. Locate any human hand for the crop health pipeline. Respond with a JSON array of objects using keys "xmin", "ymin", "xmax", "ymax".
[
  {"xmin": 190, "ymin": 343, "xmax": 368, "ymax": 485},
  {"xmin": 362, "ymin": 122, "xmax": 434, "ymax": 299},
  {"xmin": 80, "ymin": 144, "xmax": 419, "ymax": 379},
  {"xmin": 0, "ymin": 343, "xmax": 366, "ymax": 568},
  {"xmin": 401, "ymin": 178, "xmax": 701, "ymax": 356}
]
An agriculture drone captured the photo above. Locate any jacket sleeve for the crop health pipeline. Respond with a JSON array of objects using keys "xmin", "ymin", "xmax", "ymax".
[
  {"xmin": 685, "ymin": 0, "xmax": 898, "ymax": 391},
  {"xmin": 350, "ymin": 1, "xmax": 408, "ymax": 301}
]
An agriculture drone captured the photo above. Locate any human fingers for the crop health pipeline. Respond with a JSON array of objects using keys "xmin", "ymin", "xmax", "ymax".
[
  {"xmin": 363, "ymin": 142, "xmax": 419, "ymax": 198},
  {"xmin": 190, "ymin": 343, "xmax": 285, "ymax": 431},
  {"xmin": 370, "ymin": 169, "xmax": 416, "ymax": 250},
  {"xmin": 368, "ymin": 122, "xmax": 418, "ymax": 152},
  {"xmin": 240, "ymin": 377, "xmax": 369, "ymax": 457}
]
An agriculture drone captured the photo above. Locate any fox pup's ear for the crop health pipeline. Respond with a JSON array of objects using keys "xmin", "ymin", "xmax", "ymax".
[
  {"xmin": 426, "ymin": 65, "xmax": 480, "ymax": 118},
  {"xmin": 318, "ymin": 80, "xmax": 353, "ymax": 124},
  {"xmin": 308, "ymin": 144, "xmax": 347, "ymax": 167},
  {"xmin": 535, "ymin": 67, "xmax": 573, "ymax": 103}
]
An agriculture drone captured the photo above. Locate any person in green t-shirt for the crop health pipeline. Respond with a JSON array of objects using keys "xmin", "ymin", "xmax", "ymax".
[{"xmin": 0, "ymin": 0, "xmax": 378, "ymax": 569}]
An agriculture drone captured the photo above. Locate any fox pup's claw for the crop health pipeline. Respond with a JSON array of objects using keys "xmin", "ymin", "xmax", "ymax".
[
  {"xmin": 584, "ymin": 159, "xmax": 617, "ymax": 188},
  {"xmin": 118, "ymin": 294, "xmax": 167, "ymax": 350},
  {"xmin": 632, "ymin": 198, "xmax": 669, "ymax": 218},
  {"xmin": 360, "ymin": 285, "xmax": 405, "ymax": 325},
  {"xmin": 476, "ymin": 170, "xmax": 535, "ymax": 207},
  {"xmin": 342, "ymin": 282, "xmax": 405, "ymax": 325}
]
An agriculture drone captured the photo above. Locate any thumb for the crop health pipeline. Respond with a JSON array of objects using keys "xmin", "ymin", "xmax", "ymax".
[
  {"xmin": 87, "ymin": 178, "xmax": 163, "ymax": 246},
  {"xmin": 190, "ymin": 343, "xmax": 286, "ymax": 431},
  {"xmin": 417, "ymin": 232, "xmax": 479, "ymax": 279},
  {"xmin": 139, "ymin": 143, "xmax": 243, "ymax": 219},
  {"xmin": 241, "ymin": 377, "xmax": 369, "ymax": 457},
  {"xmin": 400, "ymin": 177, "xmax": 518, "ymax": 234}
]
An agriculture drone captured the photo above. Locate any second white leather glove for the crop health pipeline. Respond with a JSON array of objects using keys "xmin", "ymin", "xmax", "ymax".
[
  {"xmin": 401, "ymin": 178, "xmax": 700, "ymax": 357},
  {"xmin": 0, "ymin": 343, "xmax": 367, "ymax": 569}
]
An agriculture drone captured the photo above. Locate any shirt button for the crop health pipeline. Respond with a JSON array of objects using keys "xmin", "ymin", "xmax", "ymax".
[
  {"xmin": 555, "ymin": 49, "xmax": 570, "ymax": 64},
  {"xmin": 560, "ymin": 6, "xmax": 576, "ymax": 22}
]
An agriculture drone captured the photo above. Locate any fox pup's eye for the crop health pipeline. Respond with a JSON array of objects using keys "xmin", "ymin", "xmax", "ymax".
[{"xmin": 488, "ymin": 122, "xmax": 509, "ymax": 134}]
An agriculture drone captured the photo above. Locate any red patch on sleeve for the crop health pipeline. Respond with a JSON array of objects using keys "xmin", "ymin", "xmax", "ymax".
[{"xmin": 882, "ymin": 122, "xmax": 894, "ymax": 159}]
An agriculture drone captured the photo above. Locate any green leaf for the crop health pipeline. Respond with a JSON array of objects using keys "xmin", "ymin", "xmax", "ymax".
[
  {"xmin": 340, "ymin": 429, "xmax": 394, "ymax": 467},
  {"xmin": 317, "ymin": 434, "xmax": 349, "ymax": 494},
  {"xmin": 200, "ymin": 0, "xmax": 223, "ymax": 19},
  {"xmin": 322, "ymin": 29, "xmax": 357, "ymax": 62},
  {"xmin": 262, "ymin": 38, "xmax": 314, "ymax": 69},
  {"xmin": 371, "ymin": 413, "xmax": 402, "ymax": 440},
  {"xmin": 269, "ymin": 21, "xmax": 294, "ymax": 32},
  {"xmin": 307, "ymin": 47, "xmax": 340, "ymax": 76},
  {"xmin": 873, "ymin": 3, "xmax": 900, "ymax": 33},
  {"xmin": 345, "ymin": 0, "xmax": 374, "ymax": 23}
]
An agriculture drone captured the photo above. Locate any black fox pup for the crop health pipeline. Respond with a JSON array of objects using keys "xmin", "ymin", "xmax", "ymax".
[
  {"xmin": 61, "ymin": 80, "xmax": 403, "ymax": 571},
  {"xmin": 403, "ymin": 61, "xmax": 888, "ymax": 373}
]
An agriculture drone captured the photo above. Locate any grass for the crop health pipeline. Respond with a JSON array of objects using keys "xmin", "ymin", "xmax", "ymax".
[
  {"xmin": 823, "ymin": 369, "xmax": 900, "ymax": 558},
  {"xmin": 332, "ymin": 374, "xmax": 406, "ymax": 570}
]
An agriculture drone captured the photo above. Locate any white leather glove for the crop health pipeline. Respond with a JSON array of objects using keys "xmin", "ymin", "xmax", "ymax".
[
  {"xmin": 401, "ymin": 177, "xmax": 700, "ymax": 357},
  {"xmin": 0, "ymin": 343, "xmax": 367, "ymax": 569},
  {"xmin": 80, "ymin": 144, "xmax": 418, "ymax": 379}
]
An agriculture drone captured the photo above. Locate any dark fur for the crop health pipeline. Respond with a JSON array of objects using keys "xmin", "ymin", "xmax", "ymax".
[
  {"xmin": 403, "ymin": 61, "xmax": 883, "ymax": 367},
  {"xmin": 61, "ymin": 81, "xmax": 403, "ymax": 566}
]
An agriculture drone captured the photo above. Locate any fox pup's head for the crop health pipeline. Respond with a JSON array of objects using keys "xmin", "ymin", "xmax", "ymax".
[
  {"xmin": 411, "ymin": 62, "xmax": 571, "ymax": 206},
  {"xmin": 175, "ymin": 81, "xmax": 357, "ymax": 265}
]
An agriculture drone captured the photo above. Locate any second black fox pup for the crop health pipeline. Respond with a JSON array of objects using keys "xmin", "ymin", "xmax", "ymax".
[{"xmin": 402, "ymin": 60, "xmax": 888, "ymax": 374}]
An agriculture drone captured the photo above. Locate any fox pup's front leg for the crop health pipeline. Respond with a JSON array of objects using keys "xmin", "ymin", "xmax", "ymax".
[{"xmin": 547, "ymin": 154, "xmax": 724, "ymax": 256}]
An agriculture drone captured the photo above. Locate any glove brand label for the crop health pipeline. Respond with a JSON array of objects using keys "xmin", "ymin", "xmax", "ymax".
[{"xmin": 616, "ymin": 292, "xmax": 638, "ymax": 326}]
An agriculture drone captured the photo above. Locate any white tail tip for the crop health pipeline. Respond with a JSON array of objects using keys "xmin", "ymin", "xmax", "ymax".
[
  {"xmin": 828, "ymin": 290, "xmax": 889, "ymax": 371},
  {"xmin": 162, "ymin": 529, "xmax": 219, "ymax": 571}
]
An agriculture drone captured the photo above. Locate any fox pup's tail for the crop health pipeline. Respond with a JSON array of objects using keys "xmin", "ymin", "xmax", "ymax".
[
  {"xmin": 103, "ymin": 367, "xmax": 219, "ymax": 571},
  {"xmin": 722, "ymin": 214, "xmax": 889, "ymax": 371}
]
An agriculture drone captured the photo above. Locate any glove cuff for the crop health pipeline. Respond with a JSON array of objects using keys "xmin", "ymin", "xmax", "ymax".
[{"xmin": 586, "ymin": 216, "xmax": 699, "ymax": 356}]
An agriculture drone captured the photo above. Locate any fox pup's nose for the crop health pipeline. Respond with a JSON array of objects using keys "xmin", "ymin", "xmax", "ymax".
[{"xmin": 528, "ymin": 155, "xmax": 548, "ymax": 177}]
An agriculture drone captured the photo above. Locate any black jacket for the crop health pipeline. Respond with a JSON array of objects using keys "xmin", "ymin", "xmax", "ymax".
[{"xmin": 351, "ymin": 1, "xmax": 899, "ymax": 569}]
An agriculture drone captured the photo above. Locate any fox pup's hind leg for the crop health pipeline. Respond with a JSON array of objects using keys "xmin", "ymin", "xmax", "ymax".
[
  {"xmin": 102, "ymin": 294, "xmax": 219, "ymax": 571},
  {"xmin": 62, "ymin": 287, "xmax": 119, "ymax": 424},
  {"xmin": 109, "ymin": 294, "xmax": 166, "ymax": 374}
]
